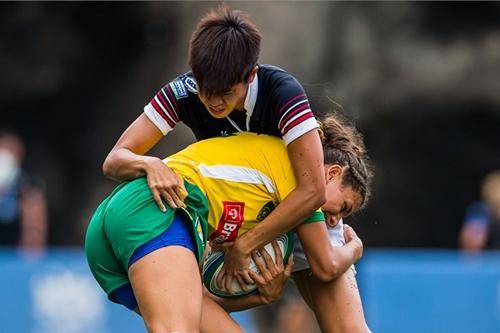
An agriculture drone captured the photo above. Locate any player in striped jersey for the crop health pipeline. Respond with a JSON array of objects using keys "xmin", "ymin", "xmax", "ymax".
[{"xmin": 102, "ymin": 6, "xmax": 326, "ymax": 290}]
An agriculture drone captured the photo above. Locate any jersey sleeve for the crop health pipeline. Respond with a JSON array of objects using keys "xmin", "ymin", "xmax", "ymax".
[
  {"xmin": 144, "ymin": 78, "xmax": 186, "ymax": 135},
  {"xmin": 273, "ymin": 76, "xmax": 319, "ymax": 145},
  {"xmin": 463, "ymin": 201, "xmax": 489, "ymax": 227}
]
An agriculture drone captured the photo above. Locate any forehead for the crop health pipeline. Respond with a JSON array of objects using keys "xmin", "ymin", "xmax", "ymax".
[{"xmin": 342, "ymin": 186, "xmax": 364, "ymax": 211}]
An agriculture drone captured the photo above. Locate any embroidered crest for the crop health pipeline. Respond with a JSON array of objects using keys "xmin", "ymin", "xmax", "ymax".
[{"xmin": 257, "ymin": 201, "xmax": 275, "ymax": 221}]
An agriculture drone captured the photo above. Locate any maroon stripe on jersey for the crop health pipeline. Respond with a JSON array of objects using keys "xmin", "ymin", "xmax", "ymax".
[
  {"xmin": 157, "ymin": 90, "xmax": 178, "ymax": 123},
  {"xmin": 163, "ymin": 86, "xmax": 180, "ymax": 121},
  {"xmin": 282, "ymin": 112, "xmax": 315, "ymax": 135},
  {"xmin": 278, "ymin": 102, "xmax": 311, "ymax": 131},
  {"xmin": 279, "ymin": 94, "xmax": 306, "ymax": 115},
  {"xmin": 151, "ymin": 98, "xmax": 175, "ymax": 128}
]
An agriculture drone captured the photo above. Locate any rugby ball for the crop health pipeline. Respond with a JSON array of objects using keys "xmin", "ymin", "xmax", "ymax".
[{"xmin": 202, "ymin": 233, "xmax": 294, "ymax": 298}]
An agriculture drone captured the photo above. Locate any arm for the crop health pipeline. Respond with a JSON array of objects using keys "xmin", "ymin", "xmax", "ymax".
[
  {"xmin": 102, "ymin": 113, "xmax": 185, "ymax": 209},
  {"xmin": 20, "ymin": 185, "xmax": 48, "ymax": 249},
  {"xmin": 219, "ymin": 130, "xmax": 325, "ymax": 291},
  {"xmin": 233, "ymin": 130, "xmax": 325, "ymax": 257},
  {"xmin": 296, "ymin": 222, "xmax": 363, "ymax": 283}
]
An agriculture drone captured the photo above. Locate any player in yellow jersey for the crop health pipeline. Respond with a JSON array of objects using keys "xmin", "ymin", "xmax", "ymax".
[{"xmin": 85, "ymin": 115, "xmax": 372, "ymax": 332}]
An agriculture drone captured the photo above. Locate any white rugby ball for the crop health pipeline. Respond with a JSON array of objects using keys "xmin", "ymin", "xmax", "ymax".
[{"xmin": 202, "ymin": 233, "xmax": 293, "ymax": 298}]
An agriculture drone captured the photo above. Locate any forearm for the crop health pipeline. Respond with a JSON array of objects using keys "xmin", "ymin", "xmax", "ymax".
[
  {"xmin": 297, "ymin": 222, "xmax": 362, "ymax": 283},
  {"xmin": 103, "ymin": 148, "xmax": 158, "ymax": 181},
  {"xmin": 325, "ymin": 239, "xmax": 362, "ymax": 278},
  {"xmin": 235, "ymin": 187, "xmax": 321, "ymax": 256},
  {"xmin": 204, "ymin": 290, "xmax": 267, "ymax": 313}
]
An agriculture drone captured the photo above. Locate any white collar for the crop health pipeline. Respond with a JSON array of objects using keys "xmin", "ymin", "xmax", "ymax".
[{"xmin": 243, "ymin": 73, "xmax": 258, "ymax": 131}]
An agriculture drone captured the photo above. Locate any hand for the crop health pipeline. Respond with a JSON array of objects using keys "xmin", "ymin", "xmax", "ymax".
[
  {"xmin": 250, "ymin": 240, "xmax": 293, "ymax": 305},
  {"xmin": 213, "ymin": 241, "xmax": 252, "ymax": 294},
  {"xmin": 144, "ymin": 157, "xmax": 186, "ymax": 211},
  {"xmin": 344, "ymin": 224, "xmax": 363, "ymax": 261}
]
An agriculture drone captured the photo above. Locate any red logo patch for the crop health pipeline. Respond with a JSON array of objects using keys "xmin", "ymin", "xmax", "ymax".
[{"xmin": 209, "ymin": 201, "xmax": 245, "ymax": 243}]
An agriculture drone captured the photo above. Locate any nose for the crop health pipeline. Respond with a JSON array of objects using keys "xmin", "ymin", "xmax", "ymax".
[
  {"xmin": 325, "ymin": 213, "xmax": 340, "ymax": 228},
  {"xmin": 208, "ymin": 96, "xmax": 224, "ymax": 108}
]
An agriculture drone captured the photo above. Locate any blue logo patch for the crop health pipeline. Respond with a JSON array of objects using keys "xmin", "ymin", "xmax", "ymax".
[
  {"xmin": 183, "ymin": 77, "xmax": 198, "ymax": 94},
  {"xmin": 170, "ymin": 80, "xmax": 188, "ymax": 99}
]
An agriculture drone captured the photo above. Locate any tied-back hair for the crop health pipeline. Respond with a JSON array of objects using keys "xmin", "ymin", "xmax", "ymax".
[{"xmin": 318, "ymin": 114, "xmax": 374, "ymax": 208}]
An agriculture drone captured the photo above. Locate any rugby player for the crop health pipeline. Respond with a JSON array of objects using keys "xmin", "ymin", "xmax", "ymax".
[{"xmin": 102, "ymin": 6, "xmax": 326, "ymax": 291}]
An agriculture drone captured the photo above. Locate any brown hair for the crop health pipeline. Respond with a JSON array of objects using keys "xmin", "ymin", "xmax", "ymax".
[
  {"xmin": 318, "ymin": 114, "xmax": 373, "ymax": 208},
  {"xmin": 188, "ymin": 5, "xmax": 261, "ymax": 98}
]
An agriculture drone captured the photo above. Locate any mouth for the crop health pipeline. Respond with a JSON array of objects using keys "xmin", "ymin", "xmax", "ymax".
[{"xmin": 208, "ymin": 107, "xmax": 226, "ymax": 115}]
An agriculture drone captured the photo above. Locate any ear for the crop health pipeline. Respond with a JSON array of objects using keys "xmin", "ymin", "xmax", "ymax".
[
  {"xmin": 247, "ymin": 65, "xmax": 259, "ymax": 83},
  {"xmin": 326, "ymin": 164, "xmax": 343, "ymax": 182}
]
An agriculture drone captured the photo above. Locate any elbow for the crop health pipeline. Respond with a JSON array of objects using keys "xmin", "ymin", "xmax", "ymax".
[
  {"xmin": 312, "ymin": 260, "xmax": 342, "ymax": 283},
  {"xmin": 102, "ymin": 154, "xmax": 115, "ymax": 179},
  {"xmin": 301, "ymin": 184, "xmax": 326, "ymax": 209}
]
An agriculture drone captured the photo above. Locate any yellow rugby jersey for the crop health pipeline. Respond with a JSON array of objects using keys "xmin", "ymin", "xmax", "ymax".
[{"xmin": 164, "ymin": 132, "xmax": 324, "ymax": 242}]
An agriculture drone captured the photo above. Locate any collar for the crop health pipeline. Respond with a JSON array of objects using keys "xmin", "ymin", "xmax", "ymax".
[{"xmin": 243, "ymin": 73, "xmax": 258, "ymax": 130}]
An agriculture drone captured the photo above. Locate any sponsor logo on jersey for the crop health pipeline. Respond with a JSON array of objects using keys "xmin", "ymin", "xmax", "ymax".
[
  {"xmin": 170, "ymin": 80, "xmax": 188, "ymax": 99},
  {"xmin": 257, "ymin": 201, "xmax": 276, "ymax": 221},
  {"xmin": 210, "ymin": 201, "xmax": 245, "ymax": 243},
  {"xmin": 184, "ymin": 76, "xmax": 198, "ymax": 94}
]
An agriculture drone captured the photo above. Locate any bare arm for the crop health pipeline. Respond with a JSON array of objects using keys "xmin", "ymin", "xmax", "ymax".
[
  {"xmin": 20, "ymin": 186, "xmax": 48, "ymax": 249},
  {"xmin": 102, "ymin": 113, "xmax": 184, "ymax": 209},
  {"xmin": 219, "ymin": 130, "xmax": 325, "ymax": 291},
  {"xmin": 236, "ymin": 130, "xmax": 325, "ymax": 253},
  {"xmin": 296, "ymin": 222, "xmax": 363, "ymax": 283}
]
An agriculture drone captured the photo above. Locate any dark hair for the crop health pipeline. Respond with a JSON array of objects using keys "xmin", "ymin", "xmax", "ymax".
[
  {"xmin": 318, "ymin": 114, "xmax": 373, "ymax": 208},
  {"xmin": 188, "ymin": 5, "xmax": 261, "ymax": 98}
]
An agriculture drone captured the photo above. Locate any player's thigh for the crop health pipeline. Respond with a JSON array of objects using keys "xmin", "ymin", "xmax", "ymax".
[
  {"xmin": 129, "ymin": 245, "xmax": 203, "ymax": 333},
  {"xmin": 306, "ymin": 269, "xmax": 369, "ymax": 333},
  {"xmin": 200, "ymin": 295, "xmax": 243, "ymax": 333}
]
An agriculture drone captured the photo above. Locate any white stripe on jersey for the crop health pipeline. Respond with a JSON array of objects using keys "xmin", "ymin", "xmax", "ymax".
[
  {"xmin": 282, "ymin": 117, "xmax": 319, "ymax": 146},
  {"xmin": 161, "ymin": 88, "xmax": 179, "ymax": 121},
  {"xmin": 198, "ymin": 164, "xmax": 276, "ymax": 194},
  {"xmin": 281, "ymin": 108, "xmax": 312, "ymax": 133},
  {"xmin": 154, "ymin": 96, "xmax": 177, "ymax": 125},
  {"xmin": 144, "ymin": 104, "xmax": 174, "ymax": 135},
  {"xmin": 278, "ymin": 99, "xmax": 308, "ymax": 128}
]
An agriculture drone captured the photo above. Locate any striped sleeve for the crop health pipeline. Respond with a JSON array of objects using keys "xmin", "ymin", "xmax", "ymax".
[
  {"xmin": 277, "ymin": 94, "xmax": 319, "ymax": 145},
  {"xmin": 144, "ymin": 84, "xmax": 180, "ymax": 135}
]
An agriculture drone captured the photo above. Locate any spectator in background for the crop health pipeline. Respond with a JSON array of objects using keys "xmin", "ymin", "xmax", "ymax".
[
  {"xmin": 459, "ymin": 170, "xmax": 500, "ymax": 251},
  {"xmin": 0, "ymin": 130, "xmax": 48, "ymax": 249}
]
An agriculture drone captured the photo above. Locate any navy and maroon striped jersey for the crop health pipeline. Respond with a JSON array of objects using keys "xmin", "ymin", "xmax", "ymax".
[{"xmin": 144, "ymin": 64, "xmax": 318, "ymax": 145}]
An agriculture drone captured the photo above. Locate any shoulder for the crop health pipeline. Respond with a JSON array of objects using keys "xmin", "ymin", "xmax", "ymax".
[{"xmin": 168, "ymin": 72, "xmax": 199, "ymax": 100}]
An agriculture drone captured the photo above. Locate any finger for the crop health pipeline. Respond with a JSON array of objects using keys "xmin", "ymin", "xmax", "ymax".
[
  {"xmin": 241, "ymin": 269, "xmax": 255, "ymax": 285},
  {"xmin": 259, "ymin": 248, "xmax": 278, "ymax": 277},
  {"xmin": 159, "ymin": 189, "xmax": 177, "ymax": 209},
  {"xmin": 284, "ymin": 254, "xmax": 294, "ymax": 278},
  {"xmin": 248, "ymin": 269, "xmax": 265, "ymax": 285},
  {"xmin": 251, "ymin": 251, "xmax": 272, "ymax": 282},
  {"xmin": 167, "ymin": 187, "xmax": 184, "ymax": 209},
  {"xmin": 235, "ymin": 273, "xmax": 249, "ymax": 293},
  {"xmin": 225, "ymin": 273, "xmax": 235, "ymax": 294},
  {"xmin": 271, "ymin": 240, "xmax": 284, "ymax": 269},
  {"xmin": 151, "ymin": 189, "xmax": 167, "ymax": 212},
  {"xmin": 209, "ymin": 241, "xmax": 234, "ymax": 252},
  {"xmin": 215, "ymin": 265, "xmax": 226, "ymax": 289}
]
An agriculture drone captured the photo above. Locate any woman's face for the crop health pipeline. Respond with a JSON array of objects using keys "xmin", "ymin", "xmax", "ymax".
[
  {"xmin": 198, "ymin": 66, "xmax": 258, "ymax": 119},
  {"xmin": 199, "ymin": 82, "xmax": 248, "ymax": 119},
  {"xmin": 322, "ymin": 164, "xmax": 364, "ymax": 228}
]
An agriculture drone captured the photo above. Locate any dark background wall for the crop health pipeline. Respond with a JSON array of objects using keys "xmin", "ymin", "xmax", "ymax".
[{"xmin": 2, "ymin": 2, "xmax": 500, "ymax": 247}]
